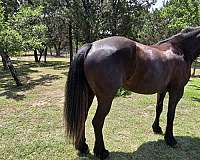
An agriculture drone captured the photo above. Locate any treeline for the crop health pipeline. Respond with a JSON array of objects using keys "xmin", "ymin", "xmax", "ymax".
[{"xmin": 0, "ymin": 0, "xmax": 200, "ymax": 85}]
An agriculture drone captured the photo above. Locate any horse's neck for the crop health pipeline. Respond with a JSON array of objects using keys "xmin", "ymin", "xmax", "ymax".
[
  {"xmin": 184, "ymin": 47, "xmax": 200, "ymax": 64},
  {"xmin": 181, "ymin": 49, "xmax": 197, "ymax": 64},
  {"xmin": 174, "ymin": 38, "xmax": 200, "ymax": 64}
]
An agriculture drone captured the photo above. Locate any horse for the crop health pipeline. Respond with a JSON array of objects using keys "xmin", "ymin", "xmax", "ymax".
[{"xmin": 64, "ymin": 27, "xmax": 200, "ymax": 160}]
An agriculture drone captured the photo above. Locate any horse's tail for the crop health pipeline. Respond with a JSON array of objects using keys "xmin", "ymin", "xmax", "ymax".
[{"xmin": 64, "ymin": 43, "xmax": 92, "ymax": 145}]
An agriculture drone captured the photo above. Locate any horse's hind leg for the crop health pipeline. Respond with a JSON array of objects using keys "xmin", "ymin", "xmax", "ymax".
[
  {"xmin": 164, "ymin": 88, "xmax": 184, "ymax": 147},
  {"xmin": 75, "ymin": 89, "xmax": 94, "ymax": 154},
  {"xmin": 152, "ymin": 91, "xmax": 166, "ymax": 134},
  {"xmin": 92, "ymin": 97, "xmax": 114, "ymax": 160}
]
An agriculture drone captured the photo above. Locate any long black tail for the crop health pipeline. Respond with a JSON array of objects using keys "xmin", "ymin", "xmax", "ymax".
[{"xmin": 64, "ymin": 44, "xmax": 92, "ymax": 145}]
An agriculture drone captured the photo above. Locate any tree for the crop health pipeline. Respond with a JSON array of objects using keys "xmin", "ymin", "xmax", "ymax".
[
  {"xmin": 161, "ymin": 0, "xmax": 200, "ymax": 30},
  {"xmin": 0, "ymin": 3, "xmax": 23, "ymax": 86},
  {"xmin": 137, "ymin": 9, "xmax": 171, "ymax": 44},
  {"xmin": 101, "ymin": 0, "xmax": 155, "ymax": 38},
  {"xmin": 34, "ymin": 0, "xmax": 70, "ymax": 56},
  {"xmin": 0, "ymin": 2, "xmax": 47, "ymax": 86}
]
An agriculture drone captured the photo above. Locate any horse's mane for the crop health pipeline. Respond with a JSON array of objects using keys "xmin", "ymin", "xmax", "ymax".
[
  {"xmin": 156, "ymin": 34, "xmax": 180, "ymax": 45},
  {"xmin": 157, "ymin": 27, "xmax": 200, "ymax": 45}
]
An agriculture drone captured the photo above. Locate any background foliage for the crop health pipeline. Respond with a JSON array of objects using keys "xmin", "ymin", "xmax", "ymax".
[{"xmin": 0, "ymin": 0, "xmax": 200, "ymax": 56}]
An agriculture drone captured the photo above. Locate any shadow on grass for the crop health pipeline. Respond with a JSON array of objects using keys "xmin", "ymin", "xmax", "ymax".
[
  {"xmin": 0, "ymin": 60, "xmax": 69, "ymax": 100},
  {"xmin": 109, "ymin": 136, "xmax": 200, "ymax": 160},
  {"xmin": 188, "ymin": 84, "xmax": 200, "ymax": 91},
  {"xmin": 187, "ymin": 82, "xmax": 200, "ymax": 103},
  {"xmin": 0, "ymin": 74, "xmax": 62, "ymax": 100},
  {"xmin": 192, "ymin": 75, "xmax": 200, "ymax": 78},
  {"xmin": 14, "ymin": 60, "xmax": 69, "ymax": 71},
  {"xmin": 192, "ymin": 97, "xmax": 200, "ymax": 103},
  {"xmin": 78, "ymin": 136, "xmax": 200, "ymax": 160},
  {"xmin": 192, "ymin": 59, "xmax": 200, "ymax": 67}
]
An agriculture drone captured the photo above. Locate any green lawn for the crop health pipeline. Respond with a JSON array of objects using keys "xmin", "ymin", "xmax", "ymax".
[{"xmin": 0, "ymin": 56, "xmax": 200, "ymax": 160}]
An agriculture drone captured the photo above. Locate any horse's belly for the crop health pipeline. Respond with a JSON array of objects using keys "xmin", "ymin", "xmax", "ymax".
[{"xmin": 123, "ymin": 76, "xmax": 169, "ymax": 94}]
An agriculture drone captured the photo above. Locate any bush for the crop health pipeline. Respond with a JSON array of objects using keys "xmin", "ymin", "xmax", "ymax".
[{"xmin": 116, "ymin": 88, "xmax": 131, "ymax": 97}]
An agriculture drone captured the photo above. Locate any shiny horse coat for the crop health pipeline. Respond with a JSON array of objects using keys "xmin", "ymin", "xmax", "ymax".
[{"xmin": 64, "ymin": 27, "xmax": 200, "ymax": 160}]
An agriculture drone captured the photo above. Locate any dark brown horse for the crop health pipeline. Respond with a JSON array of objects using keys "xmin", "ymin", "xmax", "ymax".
[{"xmin": 64, "ymin": 27, "xmax": 200, "ymax": 160}]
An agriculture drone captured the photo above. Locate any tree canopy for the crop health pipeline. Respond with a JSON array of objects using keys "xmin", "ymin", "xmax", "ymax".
[
  {"xmin": 1, "ymin": 0, "xmax": 200, "ymax": 54},
  {"xmin": 0, "ymin": 1, "xmax": 47, "ymax": 55}
]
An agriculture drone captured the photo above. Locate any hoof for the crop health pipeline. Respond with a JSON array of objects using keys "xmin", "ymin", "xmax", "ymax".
[
  {"xmin": 94, "ymin": 149, "xmax": 109, "ymax": 160},
  {"xmin": 77, "ymin": 143, "xmax": 89, "ymax": 155},
  {"xmin": 152, "ymin": 125, "xmax": 163, "ymax": 134},
  {"xmin": 164, "ymin": 135, "xmax": 177, "ymax": 147}
]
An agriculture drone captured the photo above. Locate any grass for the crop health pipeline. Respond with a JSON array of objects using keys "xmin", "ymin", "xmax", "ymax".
[
  {"xmin": 192, "ymin": 57, "xmax": 200, "ymax": 68},
  {"xmin": 0, "ymin": 56, "xmax": 200, "ymax": 160}
]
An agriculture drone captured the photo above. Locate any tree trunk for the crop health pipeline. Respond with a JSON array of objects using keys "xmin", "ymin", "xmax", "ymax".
[
  {"xmin": 49, "ymin": 47, "xmax": 53, "ymax": 56},
  {"xmin": 1, "ymin": 54, "xmax": 7, "ymax": 70},
  {"xmin": 192, "ymin": 67, "xmax": 196, "ymax": 77},
  {"xmin": 75, "ymin": 31, "xmax": 79, "ymax": 53},
  {"xmin": 111, "ymin": 0, "xmax": 117, "ymax": 36},
  {"xmin": 54, "ymin": 42, "xmax": 61, "ymax": 56},
  {"xmin": 34, "ymin": 49, "xmax": 39, "ymax": 62},
  {"xmin": 192, "ymin": 60, "xmax": 197, "ymax": 76},
  {"xmin": 85, "ymin": 21, "xmax": 91, "ymax": 42},
  {"xmin": 82, "ymin": 0, "xmax": 91, "ymax": 42},
  {"xmin": 38, "ymin": 48, "xmax": 44, "ymax": 62},
  {"xmin": 0, "ymin": 52, "xmax": 22, "ymax": 86},
  {"xmin": 69, "ymin": 21, "xmax": 73, "ymax": 65},
  {"xmin": 44, "ymin": 46, "xmax": 48, "ymax": 63}
]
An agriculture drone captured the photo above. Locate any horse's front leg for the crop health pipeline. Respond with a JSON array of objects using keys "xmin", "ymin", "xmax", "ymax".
[
  {"xmin": 165, "ymin": 88, "xmax": 184, "ymax": 147},
  {"xmin": 152, "ymin": 91, "xmax": 167, "ymax": 134}
]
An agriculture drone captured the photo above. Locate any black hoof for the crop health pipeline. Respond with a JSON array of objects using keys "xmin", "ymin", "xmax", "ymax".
[
  {"xmin": 77, "ymin": 143, "xmax": 89, "ymax": 155},
  {"xmin": 94, "ymin": 149, "xmax": 109, "ymax": 160},
  {"xmin": 152, "ymin": 125, "xmax": 163, "ymax": 134},
  {"xmin": 164, "ymin": 135, "xmax": 177, "ymax": 147}
]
